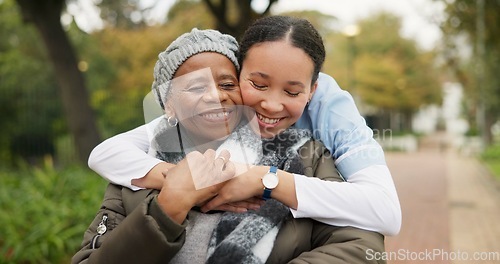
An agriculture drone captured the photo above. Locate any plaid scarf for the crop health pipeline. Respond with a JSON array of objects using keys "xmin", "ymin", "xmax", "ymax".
[
  {"xmin": 206, "ymin": 128, "xmax": 311, "ymax": 264},
  {"xmin": 150, "ymin": 118, "xmax": 312, "ymax": 263}
]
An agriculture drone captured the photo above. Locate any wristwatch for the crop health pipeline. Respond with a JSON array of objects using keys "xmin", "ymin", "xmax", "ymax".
[{"xmin": 261, "ymin": 166, "xmax": 279, "ymax": 200}]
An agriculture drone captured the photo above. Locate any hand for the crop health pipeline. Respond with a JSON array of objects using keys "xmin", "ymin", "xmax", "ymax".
[
  {"xmin": 157, "ymin": 149, "xmax": 234, "ymax": 223},
  {"xmin": 190, "ymin": 149, "xmax": 236, "ymax": 190},
  {"xmin": 201, "ymin": 165, "xmax": 268, "ymax": 213},
  {"xmin": 131, "ymin": 162, "xmax": 175, "ymax": 190}
]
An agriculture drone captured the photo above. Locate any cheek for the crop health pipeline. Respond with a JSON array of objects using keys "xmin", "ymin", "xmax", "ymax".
[
  {"xmin": 226, "ymin": 90, "xmax": 243, "ymax": 105},
  {"xmin": 287, "ymin": 99, "xmax": 308, "ymax": 120},
  {"xmin": 240, "ymin": 83, "xmax": 258, "ymax": 106},
  {"xmin": 171, "ymin": 97, "xmax": 195, "ymax": 115}
]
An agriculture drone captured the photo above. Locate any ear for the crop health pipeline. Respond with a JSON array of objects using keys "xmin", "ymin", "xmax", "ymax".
[
  {"xmin": 164, "ymin": 103, "xmax": 175, "ymax": 119},
  {"xmin": 309, "ymin": 81, "xmax": 318, "ymax": 101}
]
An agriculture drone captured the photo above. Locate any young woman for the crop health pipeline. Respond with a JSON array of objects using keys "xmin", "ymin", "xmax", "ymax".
[
  {"xmin": 89, "ymin": 15, "xmax": 401, "ymax": 236},
  {"xmin": 73, "ymin": 27, "xmax": 385, "ymax": 264}
]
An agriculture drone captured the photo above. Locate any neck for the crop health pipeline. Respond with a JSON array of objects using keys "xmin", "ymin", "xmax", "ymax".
[{"xmin": 178, "ymin": 126, "xmax": 224, "ymax": 153}]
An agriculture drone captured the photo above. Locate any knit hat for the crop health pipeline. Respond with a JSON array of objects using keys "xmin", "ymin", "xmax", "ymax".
[{"xmin": 152, "ymin": 28, "xmax": 240, "ymax": 109}]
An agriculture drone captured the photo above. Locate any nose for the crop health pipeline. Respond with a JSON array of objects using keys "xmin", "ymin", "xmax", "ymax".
[
  {"xmin": 202, "ymin": 85, "xmax": 226, "ymax": 103},
  {"xmin": 260, "ymin": 91, "xmax": 283, "ymax": 113}
]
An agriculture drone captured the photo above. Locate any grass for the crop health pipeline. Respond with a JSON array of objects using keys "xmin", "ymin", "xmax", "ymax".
[
  {"xmin": 0, "ymin": 159, "xmax": 107, "ymax": 264},
  {"xmin": 480, "ymin": 144, "xmax": 500, "ymax": 181},
  {"xmin": 484, "ymin": 161, "xmax": 500, "ymax": 180}
]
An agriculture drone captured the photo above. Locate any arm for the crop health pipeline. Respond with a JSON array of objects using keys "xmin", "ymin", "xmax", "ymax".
[
  {"xmin": 88, "ymin": 118, "xmax": 167, "ymax": 190},
  {"xmin": 294, "ymin": 73, "xmax": 401, "ymax": 236},
  {"xmin": 289, "ymin": 224, "xmax": 385, "ymax": 264},
  {"xmin": 71, "ymin": 184, "xmax": 187, "ymax": 264},
  {"xmin": 73, "ymin": 150, "xmax": 233, "ymax": 263},
  {"xmin": 204, "ymin": 73, "xmax": 402, "ymax": 235}
]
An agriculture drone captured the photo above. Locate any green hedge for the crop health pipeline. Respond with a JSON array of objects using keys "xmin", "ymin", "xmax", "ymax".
[
  {"xmin": 481, "ymin": 144, "xmax": 500, "ymax": 180},
  {"xmin": 0, "ymin": 160, "xmax": 106, "ymax": 264}
]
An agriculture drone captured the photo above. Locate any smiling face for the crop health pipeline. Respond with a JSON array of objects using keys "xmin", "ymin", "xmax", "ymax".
[
  {"xmin": 239, "ymin": 41, "xmax": 317, "ymax": 138},
  {"xmin": 165, "ymin": 52, "xmax": 242, "ymax": 145}
]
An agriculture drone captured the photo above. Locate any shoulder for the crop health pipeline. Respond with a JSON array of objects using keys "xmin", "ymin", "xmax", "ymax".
[
  {"xmin": 298, "ymin": 139, "xmax": 332, "ymax": 176},
  {"xmin": 298, "ymin": 139, "xmax": 329, "ymax": 160},
  {"xmin": 101, "ymin": 183, "xmax": 157, "ymax": 215}
]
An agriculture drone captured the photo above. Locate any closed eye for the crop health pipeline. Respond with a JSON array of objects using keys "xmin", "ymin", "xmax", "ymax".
[
  {"xmin": 186, "ymin": 85, "xmax": 207, "ymax": 93},
  {"xmin": 248, "ymin": 80, "xmax": 267, "ymax": 89},
  {"xmin": 286, "ymin": 90, "xmax": 300, "ymax": 97},
  {"xmin": 219, "ymin": 82, "xmax": 237, "ymax": 90}
]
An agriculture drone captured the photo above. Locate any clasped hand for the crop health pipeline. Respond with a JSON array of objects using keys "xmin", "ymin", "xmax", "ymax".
[{"xmin": 158, "ymin": 149, "xmax": 264, "ymax": 220}]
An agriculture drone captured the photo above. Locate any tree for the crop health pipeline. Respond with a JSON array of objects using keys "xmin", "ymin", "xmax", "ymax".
[
  {"xmin": 202, "ymin": 0, "xmax": 278, "ymax": 38},
  {"xmin": 1, "ymin": 0, "xmax": 79, "ymax": 166},
  {"xmin": 324, "ymin": 12, "xmax": 442, "ymax": 131},
  {"xmin": 15, "ymin": 0, "xmax": 101, "ymax": 163},
  {"xmin": 97, "ymin": 0, "xmax": 146, "ymax": 29},
  {"xmin": 439, "ymin": 0, "xmax": 500, "ymax": 145}
]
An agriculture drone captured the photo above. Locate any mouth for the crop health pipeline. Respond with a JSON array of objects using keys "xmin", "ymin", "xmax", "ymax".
[
  {"xmin": 198, "ymin": 109, "xmax": 232, "ymax": 122},
  {"xmin": 256, "ymin": 113, "xmax": 283, "ymax": 127}
]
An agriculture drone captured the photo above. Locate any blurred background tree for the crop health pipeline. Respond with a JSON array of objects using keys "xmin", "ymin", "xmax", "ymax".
[
  {"xmin": 321, "ymin": 12, "xmax": 441, "ymax": 132},
  {"xmin": 2, "ymin": 0, "xmax": 281, "ymax": 167},
  {"xmin": 439, "ymin": 0, "xmax": 500, "ymax": 146},
  {"xmin": 3, "ymin": 0, "xmax": 497, "ymax": 166},
  {"xmin": 2, "ymin": 0, "xmax": 500, "ymax": 262},
  {"xmin": 14, "ymin": 0, "xmax": 101, "ymax": 164}
]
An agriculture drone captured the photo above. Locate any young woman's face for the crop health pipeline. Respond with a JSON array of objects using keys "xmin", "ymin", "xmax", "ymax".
[
  {"xmin": 166, "ymin": 52, "xmax": 242, "ymax": 143},
  {"xmin": 240, "ymin": 41, "xmax": 317, "ymax": 138}
]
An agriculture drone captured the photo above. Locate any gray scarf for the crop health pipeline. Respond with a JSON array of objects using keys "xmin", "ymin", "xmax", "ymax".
[
  {"xmin": 151, "ymin": 119, "xmax": 312, "ymax": 263},
  {"xmin": 205, "ymin": 128, "xmax": 311, "ymax": 264}
]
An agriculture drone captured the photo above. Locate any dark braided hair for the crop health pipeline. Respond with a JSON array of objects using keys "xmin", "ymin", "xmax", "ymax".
[{"xmin": 239, "ymin": 15, "xmax": 326, "ymax": 85}]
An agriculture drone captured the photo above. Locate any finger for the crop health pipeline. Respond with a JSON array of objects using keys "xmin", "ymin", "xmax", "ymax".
[
  {"xmin": 220, "ymin": 161, "xmax": 236, "ymax": 181},
  {"xmin": 214, "ymin": 149, "xmax": 231, "ymax": 169},
  {"xmin": 201, "ymin": 195, "xmax": 225, "ymax": 213},
  {"xmin": 203, "ymin": 149, "xmax": 216, "ymax": 161},
  {"xmin": 228, "ymin": 200, "xmax": 261, "ymax": 211},
  {"xmin": 211, "ymin": 204, "xmax": 248, "ymax": 213},
  {"xmin": 218, "ymin": 149, "xmax": 231, "ymax": 161},
  {"xmin": 246, "ymin": 197, "xmax": 266, "ymax": 206}
]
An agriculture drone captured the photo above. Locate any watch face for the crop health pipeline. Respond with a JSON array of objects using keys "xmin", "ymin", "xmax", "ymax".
[{"xmin": 263, "ymin": 173, "xmax": 279, "ymax": 189}]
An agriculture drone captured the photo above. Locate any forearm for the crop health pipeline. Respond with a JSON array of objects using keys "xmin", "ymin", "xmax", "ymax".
[
  {"xmin": 88, "ymin": 124, "xmax": 164, "ymax": 190},
  {"xmin": 241, "ymin": 165, "xmax": 299, "ymax": 209},
  {"xmin": 292, "ymin": 165, "xmax": 401, "ymax": 236},
  {"xmin": 270, "ymin": 170, "xmax": 298, "ymax": 209},
  {"xmin": 131, "ymin": 161, "xmax": 173, "ymax": 190}
]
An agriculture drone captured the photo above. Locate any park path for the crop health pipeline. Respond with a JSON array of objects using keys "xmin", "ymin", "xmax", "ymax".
[{"xmin": 384, "ymin": 133, "xmax": 500, "ymax": 263}]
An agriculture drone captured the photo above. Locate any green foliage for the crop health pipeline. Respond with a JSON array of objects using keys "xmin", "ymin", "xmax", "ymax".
[
  {"xmin": 356, "ymin": 13, "xmax": 442, "ymax": 111},
  {"xmin": 481, "ymin": 144, "xmax": 500, "ymax": 161},
  {"xmin": 0, "ymin": 0, "xmax": 65, "ymax": 165},
  {"xmin": 168, "ymin": 0, "xmax": 215, "ymax": 31},
  {"xmin": 481, "ymin": 144, "xmax": 500, "ymax": 180},
  {"xmin": 0, "ymin": 162, "xmax": 106, "ymax": 263},
  {"xmin": 324, "ymin": 12, "xmax": 442, "ymax": 116},
  {"xmin": 440, "ymin": 0, "xmax": 500, "ymax": 139}
]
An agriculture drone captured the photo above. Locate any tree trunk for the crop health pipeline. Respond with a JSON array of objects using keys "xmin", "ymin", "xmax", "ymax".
[
  {"xmin": 484, "ymin": 108, "xmax": 496, "ymax": 145},
  {"xmin": 16, "ymin": 0, "xmax": 101, "ymax": 163},
  {"xmin": 203, "ymin": 0, "xmax": 278, "ymax": 39}
]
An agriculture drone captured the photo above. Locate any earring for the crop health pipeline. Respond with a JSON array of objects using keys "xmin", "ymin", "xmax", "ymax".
[{"xmin": 166, "ymin": 116, "xmax": 178, "ymax": 127}]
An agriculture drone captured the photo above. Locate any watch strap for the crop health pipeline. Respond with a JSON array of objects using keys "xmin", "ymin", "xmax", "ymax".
[
  {"xmin": 262, "ymin": 166, "xmax": 278, "ymax": 200},
  {"xmin": 262, "ymin": 188, "xmax": 272, "ymax": 200}
]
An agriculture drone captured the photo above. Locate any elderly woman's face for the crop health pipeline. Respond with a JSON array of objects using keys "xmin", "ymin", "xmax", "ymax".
[{"xmin": 165, "ymin": 52, "xmax": 242, "ymax": 143}]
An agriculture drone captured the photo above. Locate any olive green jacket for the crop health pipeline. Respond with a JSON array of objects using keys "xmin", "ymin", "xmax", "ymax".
[{"xmin": 72, "ymin": 140, "xmax": 385, "ymax": 264}]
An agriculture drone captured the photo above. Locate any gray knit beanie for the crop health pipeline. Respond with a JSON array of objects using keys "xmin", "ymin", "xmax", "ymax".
[{"xmin": 152, "ymin": 28, "xmax": 240, "ymax": 109}]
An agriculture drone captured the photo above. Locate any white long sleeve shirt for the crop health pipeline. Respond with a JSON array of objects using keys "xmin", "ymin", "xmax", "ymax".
[{"xmin": 88, "ymin": 73, "xmax": 401, "ymax": 236}]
